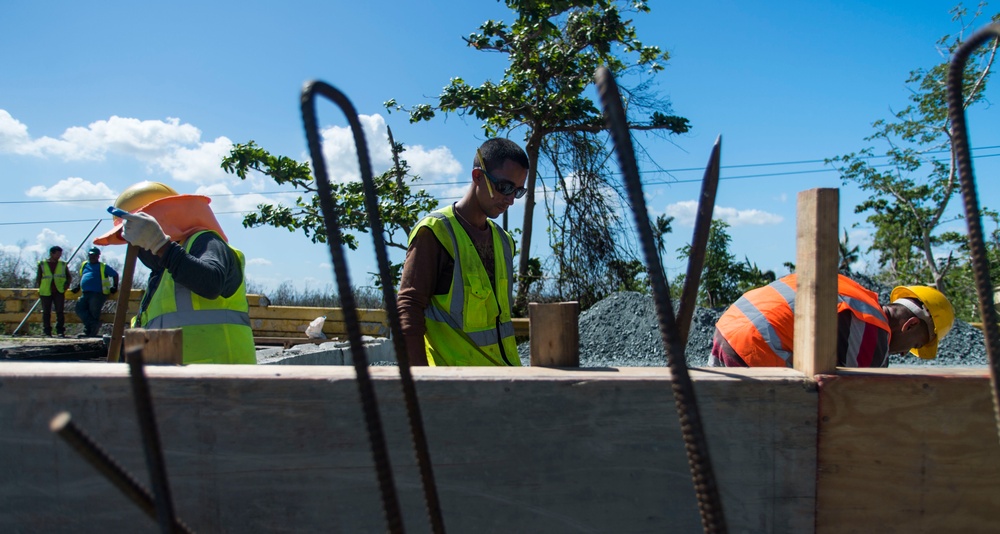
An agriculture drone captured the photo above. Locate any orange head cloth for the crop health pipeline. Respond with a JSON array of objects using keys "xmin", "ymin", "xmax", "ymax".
[{"xmin": 94, "ymin": 194, "xmax": 228, "ymax": 246}]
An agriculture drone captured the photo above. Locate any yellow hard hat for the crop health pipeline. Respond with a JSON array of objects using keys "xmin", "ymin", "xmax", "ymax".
[
  {"xmin": 113, "ymin": 181, "xmax": 178, "ymax": 213},
  {"xmin": 890, "ymin": 285, "xmax": 955, "ymax": 360}
]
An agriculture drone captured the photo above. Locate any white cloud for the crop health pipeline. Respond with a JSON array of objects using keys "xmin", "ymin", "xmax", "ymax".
[
  {"xmin": 665, "ymin": 200, "xmax": 784, "ymax": 227},
  {"xmin": 0, "ymin": 110, "xmax": 32, "ymax": 153},
  {"xmin": 0, "ymin": 110, "xmax": 240, "ymax": 188},
  {"xmin": 191, "ymin": 183, "xmax": 269, "ymax": 218},
  {"xmin": 25, "ymin": 177, "xmax": 116, "ymax": 203},
  {"xmin": 318, "ymin": 113, "xmax": 461, "ymax": 186},
  {"xmin": 4, "ymin": 115, "xmax": 201, "ymax": 161},
  {"xmin": 153, "ymin": 136, "xmax": 233, "ymax": 184},
  {"xmin": 247, "ymin": 257, "xmax": 272, "ymax": 266}
]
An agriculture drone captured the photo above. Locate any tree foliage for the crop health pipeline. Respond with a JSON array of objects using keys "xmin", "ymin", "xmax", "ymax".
[
  {"xmin": 828, "ymin": 2, "xmax": 999, "ymax": 292},
  {"xmin": 386, "ymin": 0, "xmax": 689, "ymax": 314},
  {"xmin": 220, "ymin": 130, "xmax": 438, "ymax": 287},
  {"xmin": 538, "ymin": 131, "xmax": 649, "ymax": 308},
  {"xmin": 675, "ymin": 219, "xmax": 775, "ymax": 308}
]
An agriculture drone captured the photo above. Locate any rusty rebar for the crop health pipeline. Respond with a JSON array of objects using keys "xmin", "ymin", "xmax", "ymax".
[
  {"xmin": 50, "ymin": 412, "xmax": 193, "ymax": 533},
  {"xmin": 301, "ymin": 80, "xmax": 445, "ymax": 534},
  {"xmin": 595, "ymin": 66, "xmax": 727, "ymax": 534},
  {"xmin": 945, "ymin": 22, "xmax": 1000, "ymax": 444}
]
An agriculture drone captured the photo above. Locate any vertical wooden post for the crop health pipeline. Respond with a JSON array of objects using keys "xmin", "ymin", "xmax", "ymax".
[
  {"xmin": 125, "ymin": 328, "xmax": 183, "ymax": 365},
  {"xmin": 529, "ymin": 302, "xmax": 580, "ymax": 367},
  {"xmin": 108, "ymin": 245, "xmax": 138, "ymax": 362},
  {"xmin": 793, "ymin": 188, "xmax": 839, "ymax": 376}
]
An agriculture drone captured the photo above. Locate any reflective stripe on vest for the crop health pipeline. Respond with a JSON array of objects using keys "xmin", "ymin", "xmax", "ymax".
[
  {"xmin": 718, "ymin": 274, "xmax": 889, "ymax": 367},
  {"xmin": 144, "ymin": 282, "xmax": 252, "ymax": 329},
  {"xmin": 414, "ymin": 206, "xmax": 519, "ymax": 365},
  {"xmin": 39, "ymin": 261, "xmax": 68, "ymax": 296},
  {"xmin": 733, "ymin": 279, "xmax": 795, "ymax": 365},
  {"xmin": 141, "ymin": 231, "xmax": 255, "ymax": 364}
]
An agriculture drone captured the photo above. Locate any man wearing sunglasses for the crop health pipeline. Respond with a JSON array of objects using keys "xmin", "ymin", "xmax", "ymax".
[{"xmin": 397, "ymin": 138, "xmax": 529, "ymax": 366}]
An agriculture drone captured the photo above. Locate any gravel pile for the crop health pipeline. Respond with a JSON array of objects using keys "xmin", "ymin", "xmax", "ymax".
[{"xmin": 518, "ymin": 276, "xmax": 989, "ymax": 367}]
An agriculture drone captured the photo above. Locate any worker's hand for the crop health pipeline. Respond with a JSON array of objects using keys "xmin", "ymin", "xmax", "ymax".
[
  {"xmin": 110, "ymin": 208, "xmax": 171, "ymax": 254},
  {"xmin": 71, "ymin": 286, "xmax": 81, "ymax": 294},
  {"xmin": 109, "ymin": 286, "xmax": 118, "ymax": 294}
]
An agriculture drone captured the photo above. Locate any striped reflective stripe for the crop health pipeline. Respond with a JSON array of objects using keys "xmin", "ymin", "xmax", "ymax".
[
  {"xmin": 427, "ymin": 212, "xmax": 466, "ymax": 329},
  {"xmin": 734, "ymin": 290, "xmax": 793, "ymax": 367},
  {"xmin": 498, "ymin": 228, "xmax": 513, "ymax": 304},
  {"xmin": 425, "ymin": 296, "xmax": 515, "ymax": 347},
  {"xmin": 145, "ymin": 282, "xmax": 250, "ymax": 329},
  {"xmin": 839, "ymin": 294, "xmax": 883, "ymax": 320},
  {"xmin": 843, "ymin": 315, "xmax": 867, "ymax": 367}
]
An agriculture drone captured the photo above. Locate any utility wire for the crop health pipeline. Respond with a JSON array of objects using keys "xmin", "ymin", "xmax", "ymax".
[{"xmin": 2, "ymin": 148, "xmax": 997, "ymax": 226}]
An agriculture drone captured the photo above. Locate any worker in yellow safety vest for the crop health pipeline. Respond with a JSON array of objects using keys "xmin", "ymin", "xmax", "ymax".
[
  {"xmin": 93, "ymin": 181, "xmax": 255, "ymax": 364},
  {"xmin": 397, "ymin": 138, "xmax": 529, "ymax": 366},
  {"xmin": 71, "ymin": 247, "xmax": 120, "ymax": 337},
  {"xmin": 35, "ymin": 245, "xmax": 72, "ymax": 337},
  {"xmin": 710, "ymin": 274, "xmax": 955, "ymax": 368}
]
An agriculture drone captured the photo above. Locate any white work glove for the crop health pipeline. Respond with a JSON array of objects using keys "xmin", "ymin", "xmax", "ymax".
[{"xmin": 119, "ymin": 211, "xmax": 171, "ymax": 254}]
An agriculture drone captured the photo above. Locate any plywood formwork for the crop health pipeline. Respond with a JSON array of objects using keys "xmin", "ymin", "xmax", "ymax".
[
  {"xmin": 816, "ymin": 368, "xmax": 1000, "ymax": 533},
  {"xmin": 0, "ymin": 364, "xmax": 816, "ymax": 533}
]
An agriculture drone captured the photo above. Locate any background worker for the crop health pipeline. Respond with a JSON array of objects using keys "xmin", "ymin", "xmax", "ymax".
[
  {"xmin": 71, "ymin": 247, "xmax": 119, "ymax": 337},
  {"xmin": 709, "ymin": 273, "xmax": 954, "ymax": 368},
  {"xmin": 397, "ymin": 138, "xmax": 529, "ymax": 366},
  {"xmin": 93, "ymin": 181, "xmax": 255, "ymax": 364},
  {"xmin": 35, "ymin": 245, "xmax": 71, "ymax": 337}
]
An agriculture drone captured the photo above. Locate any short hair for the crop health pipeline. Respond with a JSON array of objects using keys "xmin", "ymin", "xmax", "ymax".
[
  {"xmin": 474, "ymin": 138, "xmax": 529, "ymax": 173},
  {"xmin": 49, "ymin": 246, "xmax": 63, "ymax": 254}
]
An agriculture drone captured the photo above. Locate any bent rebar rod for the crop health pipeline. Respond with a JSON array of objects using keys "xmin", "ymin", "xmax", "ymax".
[
  {"xmin": 946, "ymin": 22, "xmax": 1000, "ymax": 443},
  {"xmin": 126, "ymin": 345, "xmax": 178, "ymax": 534},
  {"xmin": 50, "ymin": 412, "xmax": 194, "ymax": 533},
  {"xmin": 595, "ymin": 66, "xmax": 727, "ymax": 534},
  {"xmin": 301, "ymin": 80, "xmax": 444, "ymax": 534}
]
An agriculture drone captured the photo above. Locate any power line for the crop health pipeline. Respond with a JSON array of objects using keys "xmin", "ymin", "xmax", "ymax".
[{"xmin": 2, "ymin": 148, "xmax": 997, "ymax": 226}]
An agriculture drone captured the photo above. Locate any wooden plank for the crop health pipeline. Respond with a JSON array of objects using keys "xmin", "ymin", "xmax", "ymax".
[
  {"xmin": 529, "ymin": 301, "xmax": 580, "ymax": 367},
  {"xmin": 793, "ymin": 188, "xmax": 839, "ymax": 376},
  {"xmin": 0, "ymin": 365, "xmax": 815, "ymax": 533},
  {"xmin": 124, "ymin": 328, "xmax": 183, "ymax": 365},
  {"xmin": 816, "ymin": 370, "xmax": 1000, "ymax": 533}
]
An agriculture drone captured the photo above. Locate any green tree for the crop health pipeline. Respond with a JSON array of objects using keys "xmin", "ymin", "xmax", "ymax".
[
  {"xmin": 539, "ymin": 130, "xmax": 649, "ymax": 308},
  {"xmin": 828, "ymin": 2, "xmax": 999, "ymax": 291},
  {"xmin": 676, "ymin": 219, "xmax": 766, "ymax": 308},
  {"xmin": 221, "ymin": 129, "xmax": 438, "ymax": 287},
  {"xmin": 838, "ymin": 228, "xmax": 861, "ymax": 274},
  {"xmin": 386, "ymin": 0, "xmax": 689, "ymax": 314}
]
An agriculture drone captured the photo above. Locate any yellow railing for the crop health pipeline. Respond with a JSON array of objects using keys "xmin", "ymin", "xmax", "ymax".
[{"xmin": 0, "ymin": 288, "xmax": 529, "ymax": 338}]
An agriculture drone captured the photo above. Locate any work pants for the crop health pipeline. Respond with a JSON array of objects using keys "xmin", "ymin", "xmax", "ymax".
[
  {"xmin": 76, "ymin": 291, "xmax": 108, "ymax": 337},
  {"xmin": 39, "ymin": 293, "xmax": 66, "ymax": 336}
]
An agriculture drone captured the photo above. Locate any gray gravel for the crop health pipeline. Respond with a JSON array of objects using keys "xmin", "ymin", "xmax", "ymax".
[{"xmin": 518, "ymin": 277, "xmax": 989, "ymax": 367}]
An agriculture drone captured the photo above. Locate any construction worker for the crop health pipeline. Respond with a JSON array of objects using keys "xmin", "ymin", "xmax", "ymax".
[
  {"xmin": 35, "ymin": 245, "xmax": 72, "ymax": 337},
  {"xmin": 709, "ymin": 273, "xmax": 955, "ymax": 368},
  {"xmin": 397, "ymin": 138, "xmax": 529, "ymax": 366},
  {"xmin": 93, "ymin": 181, "xmax": 255, "ymax": 364},
  {"xmin": 71, "ymin": 247, "xmax": 120, "ymax": 337}
]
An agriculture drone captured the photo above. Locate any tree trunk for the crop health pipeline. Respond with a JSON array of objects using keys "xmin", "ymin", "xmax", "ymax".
[{"xmin": 515, "ymin": 131, "xmax": 544, "ymax": 316}]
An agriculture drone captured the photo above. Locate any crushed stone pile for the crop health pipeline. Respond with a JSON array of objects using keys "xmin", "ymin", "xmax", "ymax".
[{"xmin": 518, "ymin": 275, "xmax": 989, "ymax": 367}]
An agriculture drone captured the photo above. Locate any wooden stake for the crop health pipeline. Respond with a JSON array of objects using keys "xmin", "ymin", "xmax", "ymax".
[
  {"xmin": 529, "ymin": 302, "xmax": 580, "ymax": 367},
  {"xmin": 107, "ymin": 245, "xmax": 138, "ymax": 362},
  {"xmin": 793, "ymin": 188, "xmax": 839, "ymax": 376},
  {"xmin": 125, "ymin": 328, "xmax": 183, "ymax": 365}
]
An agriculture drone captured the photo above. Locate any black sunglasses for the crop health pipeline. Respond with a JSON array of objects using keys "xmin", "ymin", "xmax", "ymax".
[{"xmin": 476, "ymin": 148, "xmax": 527, "ymax": 199}]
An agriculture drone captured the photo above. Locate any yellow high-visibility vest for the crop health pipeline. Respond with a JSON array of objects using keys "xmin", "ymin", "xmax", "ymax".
[
  {"xmin": 38, "ymin": 261, "xmax": 68, "ymax": 296},
  {"xmin": 410, "ymin": 205, "xmax": 519, "ymax": 366},
  {"xmin": 139, "ymin": 231, "xmax": 255, "ymax": 364}
]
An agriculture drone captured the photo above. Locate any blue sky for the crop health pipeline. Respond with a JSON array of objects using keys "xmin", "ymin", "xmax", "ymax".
[{"xmin": 2, "ymin": 0, "xmax": 998, "ymax": 295}]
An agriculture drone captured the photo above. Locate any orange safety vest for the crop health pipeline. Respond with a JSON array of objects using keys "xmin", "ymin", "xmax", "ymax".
[{"xmin": 715, "ymin": 274, "xmax": 890, "ymax": 367}]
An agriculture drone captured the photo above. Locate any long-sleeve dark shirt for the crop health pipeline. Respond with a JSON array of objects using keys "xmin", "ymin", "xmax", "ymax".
[{"xmin": 136, "ymin": 232, "xmax": 242, "ymax": 325}]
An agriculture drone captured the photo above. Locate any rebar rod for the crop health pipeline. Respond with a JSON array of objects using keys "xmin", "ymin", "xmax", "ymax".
[{"xmin": 595, "ymin": 66, "xmax": 727, "ymax": 534}]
